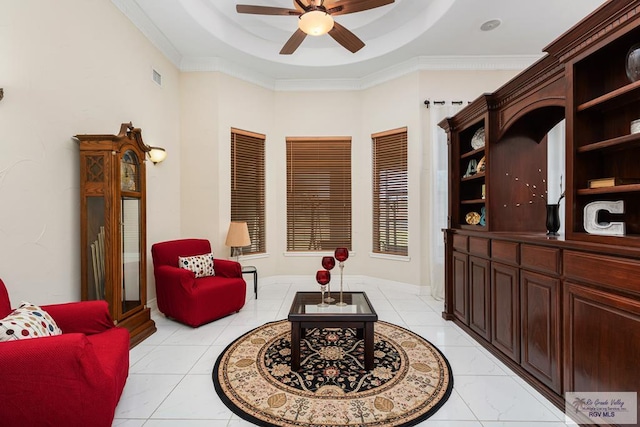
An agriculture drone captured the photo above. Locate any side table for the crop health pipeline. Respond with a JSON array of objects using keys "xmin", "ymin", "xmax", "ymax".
[{"xmin": 241, "ymin": 265, "xmax": 258, "ymax": 298}]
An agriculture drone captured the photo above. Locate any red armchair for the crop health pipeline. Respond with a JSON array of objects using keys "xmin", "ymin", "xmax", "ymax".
[
  {"xmin": 0, "ymin": 278, "xmax": 129, "ymax": 427},
  {"xmin": 151, "ymin": 238, "xmax": 246, "ymax": 327}
]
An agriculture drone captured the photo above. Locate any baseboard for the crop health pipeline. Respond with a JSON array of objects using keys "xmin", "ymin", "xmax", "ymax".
[
  {"xmin": 256, "ymin": 275, "xmax": 431, "ymax": 296},
  {"xmin": 148, "ymin": 276, "xmax": 433, "ymax": 310}
]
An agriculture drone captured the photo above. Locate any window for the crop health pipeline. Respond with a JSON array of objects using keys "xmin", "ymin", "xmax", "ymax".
[
  {"xmin": 372, "ymin": 127, "xmax": 408, "ymax": 256},
  {"xmin": 231, "ymin": 128, "xmax": 265, "ymax": 254},
  {"xmin": 286, "ymin": 137, "xmax": 351, "ymax": 251}
]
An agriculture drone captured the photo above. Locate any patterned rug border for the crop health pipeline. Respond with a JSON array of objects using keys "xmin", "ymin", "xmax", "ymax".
[{"xmin": 212, "ymin": 319, "xmax": 454, "ymax": 427}]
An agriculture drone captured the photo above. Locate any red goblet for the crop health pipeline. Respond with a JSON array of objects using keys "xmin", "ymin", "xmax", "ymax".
[
  {"xmin": 334, "ymin": 248, "xmax": 349, "ymax": 306},
  {"xmin": 321, "ymin": 256, "xmax": 336, "ymax": 302},
  {"xmin": 322, "ymin": 256, "xmax": 336, "ymax": 270},
  {"xmin": 334, "ymin": 248, "xmax": 349, "ymax": 262},
  {"xmin": 315, "ymin": 270, "xmax": 330, "ymax": 307}
]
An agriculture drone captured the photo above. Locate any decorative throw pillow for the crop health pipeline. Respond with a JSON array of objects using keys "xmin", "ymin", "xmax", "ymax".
[
  {"xmin": 0, "ymin": 301, "xmax": 63, "ymax": 342},
  {"xmin": 179, "ymin": 252, "xmax": 215, "ymax": 278}
]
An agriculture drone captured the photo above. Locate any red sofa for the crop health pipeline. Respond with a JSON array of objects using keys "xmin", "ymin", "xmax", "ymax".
[
  {"xmin": 151, "ymin": 239, "xmax": 246, "ymax": 327},
  {"xmin": 0, "ymin": 278, "xmax": 129, "ymax": 427}
]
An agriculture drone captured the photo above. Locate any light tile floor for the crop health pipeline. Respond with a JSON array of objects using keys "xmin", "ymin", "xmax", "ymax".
[{"xmin": 113, "ymin": 280, "xmax": 575, "ymax": 427}]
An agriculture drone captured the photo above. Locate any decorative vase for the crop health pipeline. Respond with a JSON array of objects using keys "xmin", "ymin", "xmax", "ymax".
[
  {"xmin": 626, "ymin": 43, "xmax": 640, "ymax": 82},
  {"xmin": 546, "ymin": 204, "xmax": 561, "ymax": 236}
]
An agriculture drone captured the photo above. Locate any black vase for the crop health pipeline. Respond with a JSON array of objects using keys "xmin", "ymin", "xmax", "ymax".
[{"xmin": 546, "ymin": 204, "xmax": 560, "ymax": 235}]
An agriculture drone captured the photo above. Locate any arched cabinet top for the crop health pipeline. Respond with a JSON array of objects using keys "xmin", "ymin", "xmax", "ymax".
[{"xmin": 75, "ymin": 122, "xmax": 151, "ymax": 157}]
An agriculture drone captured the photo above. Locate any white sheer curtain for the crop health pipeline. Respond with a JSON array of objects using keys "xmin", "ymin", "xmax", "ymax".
[{"xmin": 429, "ymin": 103, "xmax": 463, "ymax": 300}]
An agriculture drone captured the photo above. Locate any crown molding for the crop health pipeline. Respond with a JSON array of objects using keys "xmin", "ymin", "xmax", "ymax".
[
  {"xmin": 111, "ymin": 0, "xmax": 183, "ymax": 66},
  {"xmin": 180, "ymin": 57, "xmax": 278, "ymax": 90},
  {"xmin": 180, "ymin": 55, "xmax": 541, "ymax": 92}
]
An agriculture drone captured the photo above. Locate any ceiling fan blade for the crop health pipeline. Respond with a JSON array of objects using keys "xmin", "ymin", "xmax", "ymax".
[
  {"xmin": 328, "ymin": 22, "xmax": 365, "ymax": 53},
  {"xmin": 327, "ymin": 0, "xmax": 394, "ymax": 16},
  {"xmin": 236, "ymin": 5, "xmax": 301, "ymax": 16},
  {"xmin": 280, "ymin": 29, "xmax": 307, "ymax": 55}
]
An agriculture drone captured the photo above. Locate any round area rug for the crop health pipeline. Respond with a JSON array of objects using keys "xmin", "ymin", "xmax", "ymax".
[{"xmin": 212, "ymin": 320, "xmax": 453, "ymax": 427}]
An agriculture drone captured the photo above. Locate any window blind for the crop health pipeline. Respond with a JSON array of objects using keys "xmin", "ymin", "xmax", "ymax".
[
  {"xmin": 372, "ymin": 127, "xmax": 408, "ymax": 256},
  {"xmin": 286, "ymin": 137, "xmax": 351, "ymax": 251},
  {"xmin": 231, "ymin": 128, "xmax": 266, "ymax": 254}
]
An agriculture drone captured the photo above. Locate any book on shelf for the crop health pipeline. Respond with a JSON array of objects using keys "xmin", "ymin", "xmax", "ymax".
[{"xmin": 588, "ymin": 177, "xmax": 640, "ymax": 189}]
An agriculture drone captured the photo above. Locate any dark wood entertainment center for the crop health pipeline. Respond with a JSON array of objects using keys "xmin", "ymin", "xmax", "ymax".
[{"xmin": 439, "ymin": 2, "xmax": 640, "ymax": 425}]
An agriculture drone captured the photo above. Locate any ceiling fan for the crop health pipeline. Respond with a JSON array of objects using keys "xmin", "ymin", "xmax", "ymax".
[{"xmin": 236, "ymin": 0, "xmax": 395, "ymax": 55}]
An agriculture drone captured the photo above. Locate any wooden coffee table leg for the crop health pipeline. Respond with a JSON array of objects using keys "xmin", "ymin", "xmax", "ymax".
[
  {"xmin": 364, "ymin": 321, "xmax": 374, "ymax": 371},
  {"xmin": 291, "ymin": 321, "xmax": 301, "ymax": 371}
]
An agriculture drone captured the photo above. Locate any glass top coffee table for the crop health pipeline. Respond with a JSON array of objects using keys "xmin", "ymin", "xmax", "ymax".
[{"xmin": 287, "ymin": 291, "xmax": 378, "ymax": 371}]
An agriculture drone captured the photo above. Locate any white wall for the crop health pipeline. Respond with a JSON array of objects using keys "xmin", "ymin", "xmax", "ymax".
[
  {"xmin": 360, "ymin": 74, "xmax": 422, "ymax": 285},
  {"xmin": 0, "ymin": 0, "xmax": 181, "ymax": 304},
  {"xmin": 178, "ymin": 70, "xmax": 518, "ymax": 288}
]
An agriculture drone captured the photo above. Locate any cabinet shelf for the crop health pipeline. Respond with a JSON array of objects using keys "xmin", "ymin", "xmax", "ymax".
[
  {"xmin": 570, "ymin": 231, "xmax": 640, "ymax": 242},
  {"xmin": 460, "ymin": 224, "xmax": 485, "ymax": 230},
  {"xmin": 461, "ymin": 172, "xmax": 485, "ymax": 182},
  {"xmin": 576, "ymin": 132, "xmax": 640, "ymax": 153},
  {"xmin": 577, "ymin": 79, "xmax": 640, "ymax": 112},
  {"xmin": 577, "ymin": 183, "xmax": 640, "ymax": 195},
  {"xmin": 461, "ymin": 147, "xmax": 485, "ymax": 159},
  {"xmin": 461, "ymin": 199, "xmax": 486, "ymax": 205}
]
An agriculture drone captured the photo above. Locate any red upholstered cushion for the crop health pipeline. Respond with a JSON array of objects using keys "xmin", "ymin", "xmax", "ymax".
[
  {"xmin": 42, "ymin": 300, "xmax": 114, "ymax": 334},
  {"xmin": 151, "ymin": 238, "xmax": 211, "ymax": 269}
]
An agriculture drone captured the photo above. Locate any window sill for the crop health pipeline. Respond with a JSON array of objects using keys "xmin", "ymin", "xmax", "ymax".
[
  {"xmin": 369, "ymin": 252, "xmax": 411, "ymax": 262},
  {"xmin": 284, "ymin": 251, "xmax": 357, "ymax": 258}
]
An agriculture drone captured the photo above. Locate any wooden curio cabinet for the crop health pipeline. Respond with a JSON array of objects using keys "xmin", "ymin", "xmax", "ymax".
[{"xmin": 76, "ymin": 123, "xmax": 156, "ymax": 347}]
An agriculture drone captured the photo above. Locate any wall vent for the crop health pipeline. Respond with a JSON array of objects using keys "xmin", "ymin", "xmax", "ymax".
[{"xmin": 152, "ymin": 68, "xmax": 162, "ymax": 86}]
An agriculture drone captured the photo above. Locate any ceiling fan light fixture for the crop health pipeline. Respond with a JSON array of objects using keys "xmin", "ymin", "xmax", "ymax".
[{"xmin": 298, "ymin": 10, "xmax": 334, "ymax": 36}]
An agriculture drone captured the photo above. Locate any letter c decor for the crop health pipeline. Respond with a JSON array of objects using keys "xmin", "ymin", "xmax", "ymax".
[{"xmin": 584, "ymin": 200, "xmax": 626, "ymax": 236}]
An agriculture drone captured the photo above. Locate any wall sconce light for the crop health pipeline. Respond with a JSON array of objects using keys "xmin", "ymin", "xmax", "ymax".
[{"xmin": 147, "ymin": 146, "xmax": 167, "ymax": 164}]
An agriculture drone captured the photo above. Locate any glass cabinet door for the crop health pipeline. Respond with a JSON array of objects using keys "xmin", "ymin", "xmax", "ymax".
[
  {"xmin": 120, "ymin": 150, "xmax": 142, "ymax": 316},
  {"xmin": 86, "ymin": 197, "xmax": 106, "ymax": 301}
]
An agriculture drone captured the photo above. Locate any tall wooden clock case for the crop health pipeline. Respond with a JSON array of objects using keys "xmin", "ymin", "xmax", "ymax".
[{"xmin": 76, "ymin": 122, "xmax": 156, "ymax": 347}]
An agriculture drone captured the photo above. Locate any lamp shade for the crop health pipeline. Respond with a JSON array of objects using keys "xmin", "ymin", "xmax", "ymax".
[
  {"xmin": 147, "ymin": 146, "xmax": 167, "ymax": 164},
  {"xmin": 298, "ymin": 10, "xmax": 334, "ymax": 36},
  {"xmin": 225, "ymin": 221, "xmax": 251, "ymax": 248}
]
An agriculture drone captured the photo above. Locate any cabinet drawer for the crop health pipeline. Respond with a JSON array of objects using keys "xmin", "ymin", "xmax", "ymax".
[
  {"xmin": 469, "ymin": 237, "xmax": 490, "ymax": 257},
  {"xmin": 521, "ymin": 245, "xmax": 560, "ymax": 275},
  {"xmin": 564, "ymin": 251, "xmax": 640, "ymax": 295},
  {"xmin": 491, "ymin": 240, "xmax": 519, "ymax": 265},
  {"xmin": 453, "ymin": 234, "xmax": 468, "ymax": 252}
]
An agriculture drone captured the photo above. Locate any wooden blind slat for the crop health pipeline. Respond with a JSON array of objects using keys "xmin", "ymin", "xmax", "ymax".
[
  {"xmin": 372, "ymin": 129, "xmax": 408, "ymax": 256},
  {"xmin": 287, "ymin": 138, "xmax": 351, "ymax": 251},
  {"xmin": 231, "ymin": 130, "xmax": 266, "ymax": 254}
]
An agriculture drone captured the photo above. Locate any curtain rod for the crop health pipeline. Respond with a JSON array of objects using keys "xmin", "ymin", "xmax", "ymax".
[{"xmin": 423, "ymin": 99, "xmax": 471, "ymax": 108}]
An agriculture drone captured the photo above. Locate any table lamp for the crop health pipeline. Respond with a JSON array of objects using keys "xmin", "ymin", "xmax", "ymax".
[{"xmin": 225, "ymin": 221, "xmax": 251, "ymax": 262}]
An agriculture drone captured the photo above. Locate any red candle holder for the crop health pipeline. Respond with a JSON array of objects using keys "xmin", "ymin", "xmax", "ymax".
[
  {"xmin": 321, "ymin": 256, "xmax": 336, "ymax": 302},
  {"xmin": 315, "ymin": 270, "xmax": 330, "ymax": 307},
  {"xmin": 334, "ymin": 248, "xmax": 349, "ymax": 306}
]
